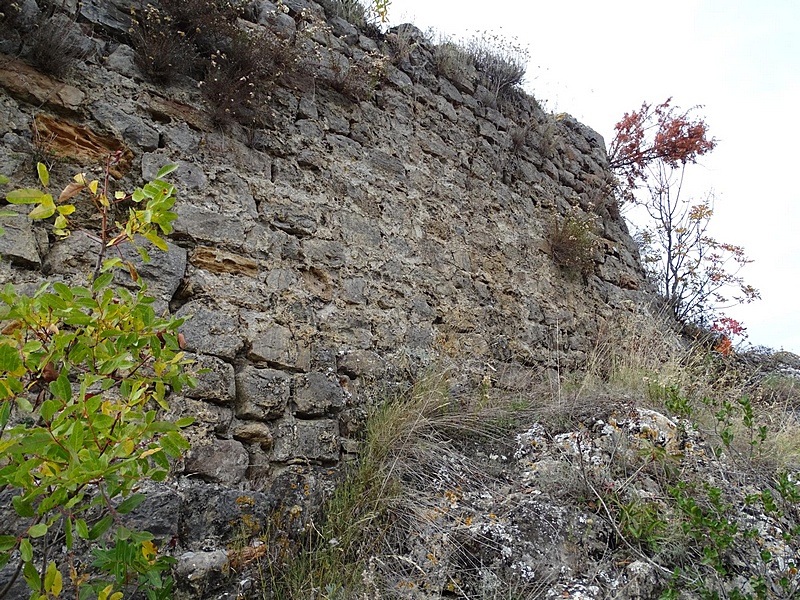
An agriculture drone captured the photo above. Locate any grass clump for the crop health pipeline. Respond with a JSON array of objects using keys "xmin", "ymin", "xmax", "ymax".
[
  {"xmin": 130, "ymin": 3, "xmax": 196, "ymax": 84},
  {"xmin": 465, "ymin": 32, "xmax": 528, "ymax": 100},
  {"xmin": 273, "ymin": 372, "xmax": 452, "ymax": 597},
  {"xmin": 27, "ymin": 9, "xmax": 86, "ymax": 76}
]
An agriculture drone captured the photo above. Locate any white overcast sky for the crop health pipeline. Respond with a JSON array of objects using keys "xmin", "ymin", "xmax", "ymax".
[{"xmin": 389, "ymin": 0, "xmax": 800, "ymax": 353}]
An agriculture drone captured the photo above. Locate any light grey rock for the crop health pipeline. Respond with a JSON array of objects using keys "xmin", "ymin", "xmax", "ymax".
[
  {"xmin": 104, "ymin": 43, "xmax": 138, "ymax": 78},
  {"xmin": 230, "ymin": 418, "xmax": 274, "ymax": 448},
  {"xmin": 337, "ymin": 349, "xmax": 385, "ymax": 378},
  {"xmin": 293, "ymin": 371, "xmax": 344, "ymax": 417},
  {"xmin": 186, "ymin": 353, "xmax": 236, "ymax": 405},
  {"xmin": 176, "ymin": 301, "xmax": 243, "ymax": 360},
  {"xmin": 91, "ymin": 101, "xmax": 159, "ymax": 151},
  {"xmin": 272, "ymin": 417, "xmax": 340, "ymax": 462},
  {"xmin": 175, "ymin": 549, "xmax": 229, "ymax": 594},
  {"xmin": 142, "ymin": 153, "xmax": 208, "ymax": 191},
  {"xmin": 244, "ymin": 316, "xmax": 312, "ymax": 371},
  {"xmin": 0, "ymin": 206, "xmax": 42, "ymax": 267},
  {"xmin": 185, "ymin": 439, "xmax": 249, "ymax": 485},
  {"xmin": 234, "ymin": 366, "xmax": 291, "ymax": 421}
]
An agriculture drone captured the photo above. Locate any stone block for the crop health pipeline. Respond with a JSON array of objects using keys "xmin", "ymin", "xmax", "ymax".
[
  {"xmin": 246, "ymin": 322, "xmax": 310, "ymax": 371},
  {"xmin": 176, "ymin": 301, "xmax": 243, "ymax": 360},
  {"xmin": 235, "ymin": 366, "xmax": 291, "ymax": 421},
  {"xmin": 185, "ymin": 439, "xmax": 249, "ymax": 485},
  {"xmin": 293, "ymin": 372, "xmax": 344, "ymax": 417},
  {"xmin": 186, "ymin": 354, "xmax": 236, "ymax": 405},
  {"xmin": 0, "ymin": 206, "xmax": 41, "ymax": 267},
  {"xmin": 272, "ymin": 417, "xmax": 340, "ymax": 463}
]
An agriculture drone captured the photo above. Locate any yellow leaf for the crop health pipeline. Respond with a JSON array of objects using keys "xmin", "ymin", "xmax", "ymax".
[
  {"xmin": 142, "ymin": 540, "xmax": 157, "ymax": 561},
  {"xmin": 98, "ymin": 584, "xmax": 114, "ymax": 600},
  {"xmin": 37, "ymin": 163, "xmax": 49, "ymax": 187},
  {"xmin": 98, "ymin": 194, "xmax": 110, "ymax": 208},
  {"xmin": 115, "ymin": 191, "xmax": 126, "ymax": 200},
  {"xmin": 139, "ymin": 447, "xmax": 162, "ymax": 459},
  {"xmin": 57, "ymin": 204, "xmax": 75, "ymax": 215},
  {"xmin": 51, "ymin": 568, "xmax": 62, "ymax": 596},
  {"xmin": 111, "ymin": 593, "xmax": 123, "ymax": 600},
  {"xmin": 28, "ymin": 194, "xmax": 56, "ymax": 220},
  {"xmin": 121, "ymin": 439, "xmax": 135, "ymax": 456},
  {"xmin": 139, "ymin": 448, "xmax": 161, "ymax": 458},
  {"xmin": 88, "ymin": 180, "xmax": 99, "ymax": 195}
]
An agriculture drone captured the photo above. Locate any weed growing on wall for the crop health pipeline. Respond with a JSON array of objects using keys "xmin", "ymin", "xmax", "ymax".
[
  {"xmin": 0, "ymin": 159, "xmax": 195, "ymax": 599},
  {"xmin": 465, "ymin": 32, "xmax": 528, "ymax": 101},
  {"xmin": 546, "ymin": 211, "xmax": 598, "ymax": 275},
  {"xmin": 130, "ymin": 4, "xmax": 196, "ymax": 84}
]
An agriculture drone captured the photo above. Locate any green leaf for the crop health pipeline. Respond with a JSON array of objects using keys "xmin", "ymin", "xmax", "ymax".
[
  {"xmin": 0, "ymin": 209, "xmax": 16, "ymax": 217},
  {"xmin": 12, "ymin": 495, "xmax": 35, "ymax": 517},
  {"xmin": 49, "ymin": 373, "xmax": 71, "ymax": 402},
  {"xmin": 0, "ymin": 535, "xmax": 16, "ymax": 552},
  {"xmin": 29, "ymin": 523, "xmax": 48, "ymax": 538},
  {"xmin": 0, "ymin": 402, "xmax": 10, "ymax": 428},
  {"xmin": 52, "ymin": 282, "xmax": 73, "ymax": 301},
  {"xmin": 45, "ymin": 561, "xmax": 62, "ymax": 596},
  {"xmin": 65, "ymin": 516, "xmax": 73, "ymax": 549},
  {"xmin": 116, "ymin": 494, "xmax": 146, "ymax": 515},
  {"xmin": 143, "ymin": 230, "xmax": 168, "ymax": 251},
  {"xmin": 37, "ymin": 163, "xmax": 49, "ymax": 187},
  {"xmin": 20, "ymin": 538, "xmax": 33, "ymax": 562},
  {"xmin": 6, "ymin": 188, "xmax": 45, "ymax": 204},
  {"xmin": 88, "ymin": 515, "xmax": 113, "ymax": 540},
  {"xmin": 76, "ymin": 519, "xmax": 89, "ymax": 539},
  {"xmin": 0, "ymin": 175, "xmax": 8, "ymax": 184},
  {"xmin": 0, "ymin": 343, "xmax": 22, "ymax": 373},
  {"xmin": 101, "ymin": 257, "xmax": 124, "ymax": 272},
  {"xmin": 27, "ymin": 194, "xmax": 56, "ymax": 219},
  {"xmin": 92, "ymin": 272, "xmax": 114, "ymax": 292},
  {"xmin": 23, "ymin": 560, "xmax": 41, "ymax": 591},
  {"xmin": 175, "ymin": 417, "xmax": 195, "ymax": 428},
  {"xmin": 155, "ymin": 164, "xmax": 178, "ymax": 179}
]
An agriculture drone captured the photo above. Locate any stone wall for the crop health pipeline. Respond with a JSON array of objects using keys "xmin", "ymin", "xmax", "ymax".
[{"xmin": 0, "ymin": 0, "xmax": 651, "ymax": 593}]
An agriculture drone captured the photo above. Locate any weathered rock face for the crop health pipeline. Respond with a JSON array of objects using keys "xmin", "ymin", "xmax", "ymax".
[{"xmin": 0, "ymin": 1, "xmax": 652, "ymax": 597}]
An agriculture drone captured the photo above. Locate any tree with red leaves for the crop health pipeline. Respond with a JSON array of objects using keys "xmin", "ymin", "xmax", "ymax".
[{"xmin": 609, "ymin": 98, "xmax": 759, "ymax": 325}]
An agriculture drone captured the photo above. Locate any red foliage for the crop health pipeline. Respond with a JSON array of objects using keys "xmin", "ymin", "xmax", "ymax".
[
  {"xmin": 714, "ymin": 336, "xmax": 734, "ymax": 357},
  {"xmin": 608, "ymin": 98, "xmax": 717, "ymax": 193},
  {"xmin": 711, "ymin": 317, "xmax": 747, "ymax": 357}
]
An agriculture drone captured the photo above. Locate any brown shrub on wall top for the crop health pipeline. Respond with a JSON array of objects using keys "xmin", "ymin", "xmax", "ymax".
[
  {"xmin": 130, "ymin": 4, "xmax": 196, "ymax": 84},
  {"xmin": 27, "ymin": 11, "xmax": 86, "ymax": 76}
]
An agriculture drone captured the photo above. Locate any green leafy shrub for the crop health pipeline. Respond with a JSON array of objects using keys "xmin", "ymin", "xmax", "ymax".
[{"xmin": 0, "ymin": 161, "xmax": 195, "ymax": 599}]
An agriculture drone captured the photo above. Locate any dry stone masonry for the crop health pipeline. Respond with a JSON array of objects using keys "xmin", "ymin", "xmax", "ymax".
[{"xmin": 0, "ymin": 1, "xmax": 652, "ymax": 596}]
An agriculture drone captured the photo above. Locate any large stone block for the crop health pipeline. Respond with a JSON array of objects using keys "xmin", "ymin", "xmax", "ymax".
[
  {"xmin": 293, "ymin": 372, "xmax": 345, "ymax": 417},
  {"xmin": 272, "ymin": 417, "xmax": 340, "ymax": 463},
  {"xmin": 185, "ymin": 354, "xmax": 236, "ymax": 405},
  {"xmin": 235, "ymin": 366, "xmax": 291, "ymax": 421},
  {"xmin": 184, "ymin": 439, "xmax": 249, "ymax": 485},
  {"xmin": 176, "ymin": 301, "xmax": 243, "ymax": 360}
]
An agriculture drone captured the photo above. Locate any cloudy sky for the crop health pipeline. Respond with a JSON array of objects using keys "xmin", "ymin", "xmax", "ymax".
[{"xmin": 389, "ymin": 0, "xmax": 800, "ymax": 352}]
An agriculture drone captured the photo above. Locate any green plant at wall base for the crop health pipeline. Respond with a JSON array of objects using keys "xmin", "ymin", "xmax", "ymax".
[{"xmin": 0, "ymin": 162, "xmax": 194, "ymax": 600}]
